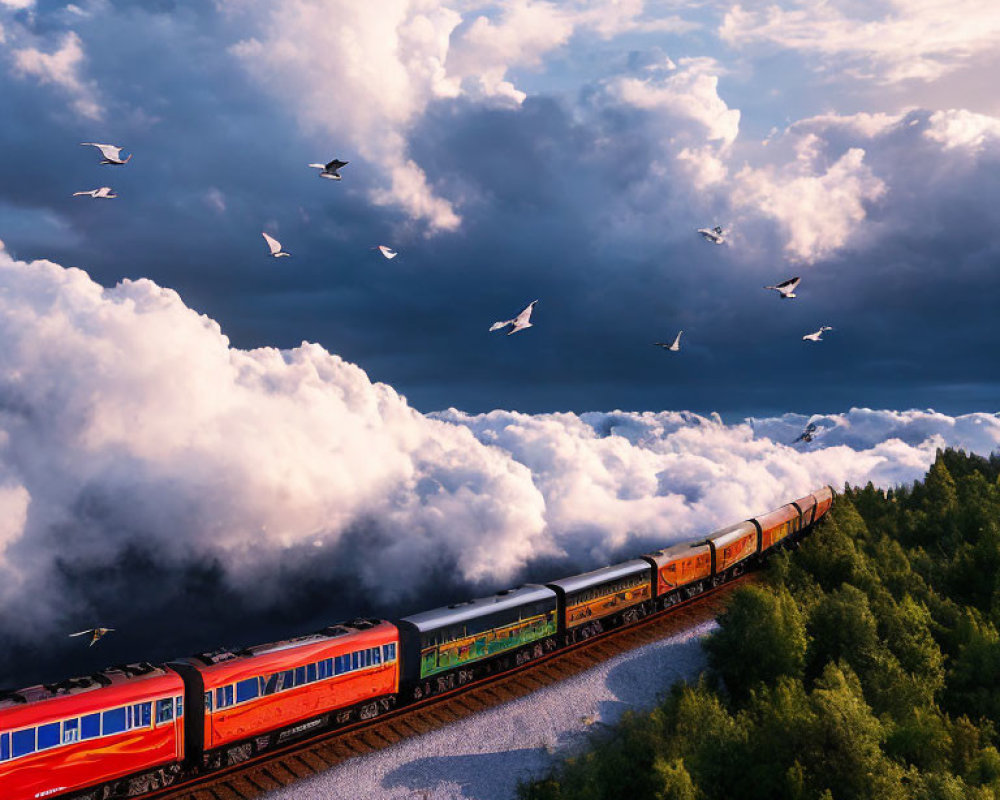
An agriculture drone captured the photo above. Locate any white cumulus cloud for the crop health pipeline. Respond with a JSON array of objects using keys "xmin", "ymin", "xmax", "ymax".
[
  {"xmin": 10, "ymin": 30, "xmax": 102, "ymax": 120},
  {"xmin": 925, "ymin": 109, "xmax": 1000, "ymax": 152}
]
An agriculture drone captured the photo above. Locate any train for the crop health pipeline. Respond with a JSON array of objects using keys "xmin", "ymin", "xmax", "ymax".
[{"xmin": 0, "ymin": 486, "xmax": 833, "ymax": 800}]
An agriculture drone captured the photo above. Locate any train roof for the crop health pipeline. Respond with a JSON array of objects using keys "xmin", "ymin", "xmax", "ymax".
[
  {"xmin": 546, "ymin": 559, "xmax": 650, "ymax": 596},
  {"xmin": 754, "ymin": 503, "xmax": 801, "ymax": 528},
  {"xmin": 704, "ymin": 519, "xmax": 757, "ymax": 546},
  {"xmin": 400, "ymin": 585, "xmax": 556, "ymax": 633},
  {"xmin": 645, "ymin": 539, "xmax": 712, "ymax": 564},
  {"xmin": 0, "ymin": 662, "xmax": 179, "ymax": 716},
  {"xmin": 175, "ymin": 619, "xmax": 393, "ymax": 668}
]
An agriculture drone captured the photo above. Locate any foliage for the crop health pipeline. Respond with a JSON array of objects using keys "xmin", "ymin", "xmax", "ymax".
[{"xmin": 519, "ymin": 449, "xmax": 1000, "ymax": 800}]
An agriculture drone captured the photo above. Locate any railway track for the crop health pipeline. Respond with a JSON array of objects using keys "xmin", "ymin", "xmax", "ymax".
[{"xmin": 152, "ymin": 573, "xmax": 758, "ymax": 800}]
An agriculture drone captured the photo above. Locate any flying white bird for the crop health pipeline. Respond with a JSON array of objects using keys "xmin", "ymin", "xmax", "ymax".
[
  {"xmin": 69, "ymin": 627, "xmax": 115, "ymax": 647},
  {"xmin": 262, "ymin": 232, "xmax": 290, "ymax": 258},
  {"xmin": 653, "ymin": 331, "xmax": 683, "ymax": 352},
  {"xmin": 80, "ymin": 143, "xmax": 131, "ymax": 165},
  {"xmin": 308, "ymin": 158, "xmax": 348, "ymax": 180},
  {"xmin": 802, "ymin": 326, "xmax": 833, "ymax": 342},
  {"xmin": 376, "ymin": 245, "xmax": 398, "ymax": 260},
  {"xmin": 490, "ymin": 300, "xmax": 537, "ymax": 335},
  {"xmin": 765, "ymin": 276, "xmax": 801, "ymax": 299},
  {"xmin": 72, "ymin": 186, "xmax": 117, "ymax": 199},
  {"xmin": 697, "ymin": 225, "xmax": 726, "ymax": 244}
]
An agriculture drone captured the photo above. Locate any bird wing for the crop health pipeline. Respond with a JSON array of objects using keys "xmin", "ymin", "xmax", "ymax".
[
  {"xmin": 672, "ymin": 331, "xmax": 683, "ymax": 348},
  {"xmin": 513, "ymin": 301, "xmax": 537, "ymax": 327},
  {"xmin": 489, "ymin": 320, "xmax": 512, "ymax": 332},
  {"xmin": 82, "ymin": 143, "xmax": 122, "ymax": 160},
  {"xmin": 778, "ymin": 276, "xmax": 801, "ymax": 290},
  {"xmin": 262, "ymin": 232, "xmax": 281, "ymax": 255},
  {"xmin": 307, "ymin": 163, "xmax": 327, "ymax": 169},
  {"xmin": 98, "ymin": 628, "xmax": 115, "ymax": 635},
  {"xmin": 69, "ymin": 629, "xmax": 94, "ymax": 637},
  {"xmin": 326, "ymin": 159, "xmax": 348, "ymax": 171},
  {"xmin": 378, "ymin": 246, "xmax": 397, "ymax": 259}
]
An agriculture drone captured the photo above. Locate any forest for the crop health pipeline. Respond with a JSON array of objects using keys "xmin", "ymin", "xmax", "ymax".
[{"xmin": 519, "ymin": 449, "xmax": 1000, "ymax": 800}]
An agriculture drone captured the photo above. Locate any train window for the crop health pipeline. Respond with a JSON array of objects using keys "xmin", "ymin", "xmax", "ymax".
[
  {"xmin": 156, "ymin": 699, "xmax": 174, "ymax": 724},
  {"xmin": 324, "ymin": 658, "xmax": 334, "ymax": 677},
  {"xmin": 176, "ymin": 696, "xmax": 184, "ymax": 718},
  {"xmin": 215, "ymin": 686, "xmax": 234, "ymax": 709},
  {"xmin": 130, "ymin": 703, "xmax": 152, "ymax": 729},
  {"xmin": 204, "ymin": 692, "xmax": 213, "ymax": 713},
  {"xmin": 12, "ymin": 728, "xmax": 35, "ymax": 758},
  {"xmin": 335, "ymin": 655, "xmax": 348, "ymax": 675},
  {"xmin": 294, "ymin": 667, "xmax": 306, "ymax": 686},
  {"xmin": 236, "ymin": 678, "xmax": 260, "ymax": 703},
  {"xmin": 103, "ymin": 707, "xmax": 127, "ymax": 736},
  {"xmin": 351, "ymin": 651, "xmax": 359, "ymax": 671},
  {"xmin": 63, "ymin": 718, "xmax": 80, "ymax": 744},
  {"xmin": 1, "ymin": 731, "xmax": 8, "ymax": 761},
  {"xmin": 317, "ymin": 659, "xmax": 329, "ymax": 680},
  {"xmin": 81, "ymin": 713, "xmax": 100, "ymax": 740},
  {"xmin": 37, "ymin": 722, "xmax": 60, "ymax": 750},
  {"xmin": 383, "ymin": 643, "xmax": 396, "ymax": 662},
  {"xmin": 307, "ymin": 663, "xmax": 317, "ymax": 683},
  {"xmin": 280, "ymin": 670, "xmax": 294, "ymax": 691},
  {"xmin": 371, "ymin": 647, "xmax": 381, "ymax": 665},
  {"xmin": 262, "ymin": 674, "xmax": 279, "ymax": 696}
]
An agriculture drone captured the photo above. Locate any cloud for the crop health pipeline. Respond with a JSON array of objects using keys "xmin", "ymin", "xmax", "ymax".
[
  {"xmin": 720, "ymin": 0, "xmax": 1000, "ymax": 85},
  {"xmin": 733, "ymin": 141, "xmax": 886, "ymax": 262},
  {"xmin": 2, "ymin": 247, "xmax": 1000, "ymax": 670},
  {"xmin": 925, "ymin": 109, "xmax": 1000, "ymax": 152},
  {"xmin": 10, "ymin": 30, "xmax": 102, "ymax": 120}
]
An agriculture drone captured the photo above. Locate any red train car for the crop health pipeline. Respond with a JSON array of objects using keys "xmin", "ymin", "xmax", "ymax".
[
  {"xmin": 708, "ymin": 520, "xmax": 759, "ymax": 577},
  {"xmin": 755, "ymin": 503, "xmax": 802, "ymax": 552},
  {"xmin": 168, "ymin": 619, "xmax": 399, "ymax": 769},
  {"xmin": 792, "ymin": 492, "xmax": 818, "ymax": 530},
  {"xmin": 643, "ymin": 541, "xmax": 713, "ymax": 606},
  {"xmin": 0, "ymin": 663, "xmax": 184, "ymax": 800},
  {"xmin": 813, "ymin": 485, "xmax": 834, "ymax": 518}
]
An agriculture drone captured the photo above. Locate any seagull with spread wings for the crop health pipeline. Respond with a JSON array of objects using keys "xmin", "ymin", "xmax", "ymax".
[
  {"xmin": 653, "ymin": 331, "xmax": 683, "ymax": 352},
  {"xmin": 308, "ymin": 159, "xmax": 348, "ymax": 180},
  {"xmin": 262, "ymin": 232, "xmax": 290, "ymax": 258},
  {"xmin": 69, "ymin": 627, "xmax": 115, "ymax": 647},
  {"xmin": 490, "ymin": 300, "xmax": 537, "ymax": 335},
  {"xmin": 802, "ymin": 326, "xmax": 833, "ymax": 342},
  {"xmin": 765, "ymin": 276, "xmax": 801, "ymax": 299},
  {"xmin": 72, "ymin": 187, "xmax": 117, "ymax": 199},
  {"xmin": 80, "ymin": 143, "xmax": 131, "ymax": 165}
]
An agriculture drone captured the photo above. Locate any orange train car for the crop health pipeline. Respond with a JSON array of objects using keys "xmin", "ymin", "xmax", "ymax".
[
  {"xmin": 755, "ymin": 503, "xmax": 802, "ymax": 552},
  {"xmin": 813, "ymin": 485, "xmax": 834, "ymax": 519},
  {"xmin": 546, "ymin": 560, "xmax": 653, "ymax": 641},
  {"xmin": 167, "ymin": 619, "xmax": 398, "ymax": 769},
  {"xmin": 0, "ymin": 663, "xmax": 184, "ymax": 800},
  {"xmin": 643, "ymin": 541, "xmax": 713, "ymax": 605},
  {"xmin": 707, "ymin": 520, "xmax": 759, "ymax": 576}
]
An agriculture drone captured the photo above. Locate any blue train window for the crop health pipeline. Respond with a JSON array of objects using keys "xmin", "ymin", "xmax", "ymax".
[
  {"xmin": 176, "ymin": 696, "xmax": 184, "ymax": 718},
  {"xmin": 63, "ymin": 718, "xmax": 80, "ymax": 743},
  {"xmin": 325, "ymin": 658, "xmax": 334, "ymax": 676},
  {"xmin": 383, "ymin": 643, "xmax": 396, "ymax": 662},
  {"xmin": 215, "ymin": 685, "xmax": 234, "ymax": 709},
  {"xmin": 12, "ymin": 728, "xmax": 35, "ymax": 758},
  {"xmin": 37, "ymin": 722, "xmax": 60, "ymax": 750},
  {"xmin": 280, "ymin": 670, "xmax": 294, "ymax": 691},
  {"xmin": 294, "ymin": 667, "xmax": 306, "ymax": 686},
  {"xmin": 262, "ymin": 673, "xmax": 279, "ymax": 695},
  {"xmin": 204, "ymin": 692, "xmax": 213, "ymax": 713},
  {"xmin": 81, "ymin": 713, "xmax": 100, "ymax": 740},
  {"xmin": 307, "ymin": 663, "xmax": 317, "ymax": 683},
  {"xmin": 351, "ymin": 651, "xmax": 359, "ymax": 670},
  {"xmin": 102, "ymin": 707, "xmax": 127, "ymax": 736},
  {"xmin": 317, "ymin": 660, "xmax": 329, "ymax": 680},
  {"xmin": 334, "ymin": 655, "xmax": 347, "ymax": 675},
  {"xmin": 130, "ymin": 703, "xmax": 152, "ymax": 729},
  {"xmin": 236, "ymin": 678, "xmax": 260, "ymax": 703},
  {"xmin": 156, "ymin": 699, "xmax": 174, "ymax": 724},
  {"xmin": 371, "ymin": 647, "xmax": 381, "ymax": 665},
  {"xmin": 0, "ymin": 731, "xmax": 8, "ymax": 760}
]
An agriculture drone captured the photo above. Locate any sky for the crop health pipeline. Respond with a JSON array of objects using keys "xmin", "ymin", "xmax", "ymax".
[{"xmin": 1, "ymin": 0, "xmax": 1000, "ymax": 687}]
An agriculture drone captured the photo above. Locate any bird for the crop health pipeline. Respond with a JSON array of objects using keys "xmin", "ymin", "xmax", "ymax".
[
  {"xmin": 308, "ymin": 159, "xmax": 348, "ymax": 180},
  {"xmin": 697, "ymin": 225, "xmax": 726, "ymax": 244},
  {"xmin": 802, "ymin": 326, "xmax": 833, "ymax": 342},
  {"xmin": 376, "ymin": 245, "xmax": 398, "ymax": 260},
  {"xmin": 80, "ymin": 143, "xmax": 131, "ymax": 165},
  {"xmin": 653, "ymin": 331, "xmax": 683, "ymax": 352},
  {"xmin": 72, "ymin": 187, "xmax": 117, "ymax": 199},
  {"xmin": 69, "ymin": 627, "xmax": 115, "ymax": 647},
  {"xmin": 490, "ymin": 300, "xmax": 537, "ymax": 335},
  {"xmin": 764, "ymin": 276, "xmax": 801, "ymax": 299},
  {"xmin": 262, "ymin": 232, "xmax": 290, "ymax": 258},
  {"xmin": 793, "ymin": 422, "xmax": 818, "ymax": 443}
]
